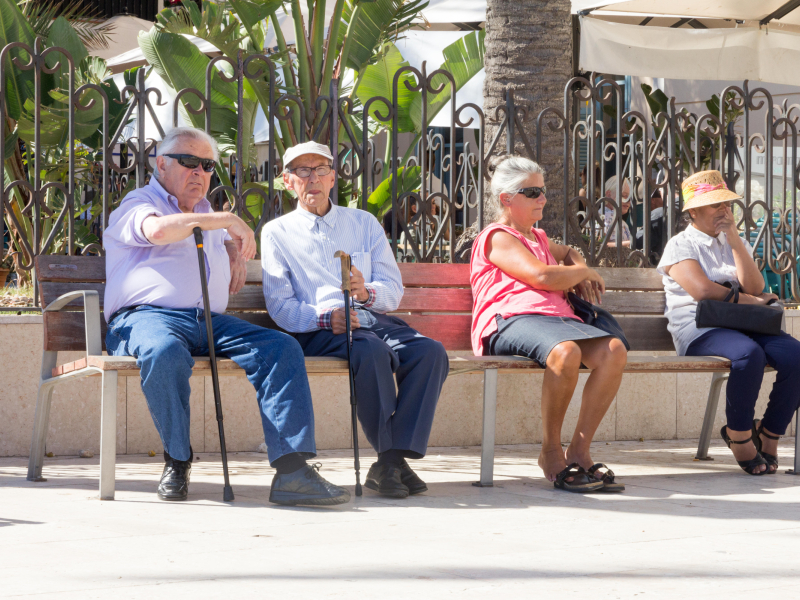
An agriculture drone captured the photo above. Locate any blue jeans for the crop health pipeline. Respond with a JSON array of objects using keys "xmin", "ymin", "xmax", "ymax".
[
  {"xmin": 295, "ymin": 310, "xmax": 448, "ymax": 458},
  {"xmin": 105, "ymin": 306, "xmax": 316, "ymax": 463},
  {"xmin": 686, "ymin": 328, "xmax": 800, "ymax": 434}
]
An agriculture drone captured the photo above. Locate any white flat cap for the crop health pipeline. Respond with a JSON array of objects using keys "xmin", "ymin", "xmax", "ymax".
[{"xmin": 282, "ymin": 141, "xmax": 334, "ymax": 170}]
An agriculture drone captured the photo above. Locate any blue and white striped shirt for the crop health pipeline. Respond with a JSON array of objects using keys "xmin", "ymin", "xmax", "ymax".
[{"xmin": 261, "ymin": 201, "xmax": 404, "ymax": 333}]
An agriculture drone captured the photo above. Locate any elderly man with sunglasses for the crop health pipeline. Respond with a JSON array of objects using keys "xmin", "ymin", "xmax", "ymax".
[
  {"xmin": 261, "ymin": 141, "xmax": 449, "ymax": 499},
  {"xmin": 103, "ymin": 127, "xmax": 350, "ymax": 506}
]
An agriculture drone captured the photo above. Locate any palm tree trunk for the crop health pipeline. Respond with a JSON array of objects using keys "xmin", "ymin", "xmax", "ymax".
[{"xmin": 483, "ymin": 0, "xmax": 574, "ymax": 238}]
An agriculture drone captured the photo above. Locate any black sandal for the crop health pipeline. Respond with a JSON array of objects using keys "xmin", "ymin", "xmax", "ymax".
[
  {"xmin": 751, "ymin": 419, "xmax": 780, "ymax": 474},
  {"xmin": 553, "ymin": 463, "xmax": 604, "ymax": 493},
  {"xmin": 587, "ymin": 463, "xmax": 625, "ymax": 492},
  {"xmin": 720, "ymin": 426, "xmax": 768, "ymax": 475}
]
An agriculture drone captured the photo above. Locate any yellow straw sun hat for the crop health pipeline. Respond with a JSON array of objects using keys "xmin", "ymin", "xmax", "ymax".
[{"xmin": 681, "ymin": 170, "xmax": 741, "ymax": 212}]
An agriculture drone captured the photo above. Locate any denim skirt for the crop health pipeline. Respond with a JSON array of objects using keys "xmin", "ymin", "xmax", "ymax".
[{"xmin": 487, "ymin": 313, "xmax": 611, "ymax": 366}]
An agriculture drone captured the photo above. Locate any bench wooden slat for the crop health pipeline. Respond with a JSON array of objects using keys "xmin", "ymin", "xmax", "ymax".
[
  {"xmin": 398, "ymin": 314, "xmax": 473, "ymax": 350},
  {"xmin": 397, "ymin": 264, "xmax": 665, "ymax": 291},
  {"xmin": 616, "ymin": 316, "xmax": 674, "ymax": 351},
  {"xmin": 398, "ymin": 263, "xmax": 471, "ymax": 288},
  {"xmin": 42, "ymin": 281, "xmax": 665, "ymax": 315},
  {"xmin": 36, "ymin": 255, "xmax": 106, "ymax": 283},
  {"xmin": 52, "ymin": 353, "xmax": 735, "ymax": 379}
]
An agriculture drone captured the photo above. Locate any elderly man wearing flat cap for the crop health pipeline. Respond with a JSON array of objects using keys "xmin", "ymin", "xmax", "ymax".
[
  {"xmin": 104, "ymin": 127, "xmax": 349, "ymax": 506},
  {"xmin": 261, "ymin": 141, "xmax": 449, "ymax": 498}
]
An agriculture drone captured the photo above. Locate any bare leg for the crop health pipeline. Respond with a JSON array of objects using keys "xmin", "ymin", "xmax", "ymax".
[
  {"xmin": 564, "ymin": 337, "xmax": 627, "ymax": 474},
  {"xmin": 538, "ymin": 341, "xmax": 581, "ymax": 482}
]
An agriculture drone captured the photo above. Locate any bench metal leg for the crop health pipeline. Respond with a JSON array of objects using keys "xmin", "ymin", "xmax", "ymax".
[
  {"xmin": 27, "ymin": 351, "xmax": 58, "ymax": 482},
  {"xmin": 474, "ymin": 369, "xmax": 498, "ymax": 488},
  {"xmin": 696, "ymin": 372, "xmax": 728, "ymax": 461},
  {"xmin": 99, "ymin": 371, "xmax": 118, "ymax": 500},
  {"xmin": 787, "ymin": 408, "xmax": 800, "ymax": 475}
]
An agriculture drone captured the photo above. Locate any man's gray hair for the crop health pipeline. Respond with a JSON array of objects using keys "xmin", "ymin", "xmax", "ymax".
[
  {"xmin": 154, "ymin": 127, "xmax": 220, "ymax": 179},
  {"xmin": 487, "ymin": 156, "xmax": 545, "ymax": 223}
]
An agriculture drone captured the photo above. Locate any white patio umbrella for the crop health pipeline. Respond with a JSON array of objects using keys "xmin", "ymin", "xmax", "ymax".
[
  {"xmin": 574, "ymin": 1, "xmax": 800, "ymax": 85},
  {"xmin": 90, "ymin": 15, "xmax": 154, "ymax": 61}
]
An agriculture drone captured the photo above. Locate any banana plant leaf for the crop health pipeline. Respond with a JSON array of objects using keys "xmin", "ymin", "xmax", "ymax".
[
  {"xmin": 355, "ymin": 43, "xmax": 416, "ymax": 133},
  {"xmin": 139, "ymin": 27, "xmax": 259, "ymax": 172},
  {"xmin": 339, "ymin": 0, "xmax": 429, "ymax": 73},
  {"xmin": 0, "ymin": 0, "xmax": 36, "ymax": 121},
  {"xmin": 366, "ymin": 165, "xmax": 420, "ymax": 219},
  {"xmin": 409, "ymin": 29, "xmax": 485, "ymax": 134}
]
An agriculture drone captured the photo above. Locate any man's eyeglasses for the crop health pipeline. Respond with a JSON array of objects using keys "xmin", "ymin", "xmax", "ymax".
[
  {"xmin": 517, "ymin": 186, "xmax": 547, "ymax": 199},
  {"xmin": 287, "ymin": 165, "xmax": 333, "ymax": 178},
  {"xmin": 163, "ymin": 154, "xmax": 216, "ymax": 172}
]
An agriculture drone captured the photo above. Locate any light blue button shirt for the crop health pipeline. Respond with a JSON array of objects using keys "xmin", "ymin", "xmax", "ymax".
[
  {"xmin": 104, "ymin": 177, "xmax": 231, "ymax": 322},
  {"xmin": 261, "ymin": 201, "xmax": 404, "ymax": 333}
]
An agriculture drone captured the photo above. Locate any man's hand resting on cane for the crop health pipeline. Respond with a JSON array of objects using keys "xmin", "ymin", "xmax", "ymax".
[{"xmin": 331, "ymin": 308, "xmax": 360, "ymax": 335}]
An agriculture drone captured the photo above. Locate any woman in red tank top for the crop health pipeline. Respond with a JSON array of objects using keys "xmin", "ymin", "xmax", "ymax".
[{"xmin": 470, "ymin": 156, "xmax": 628, "ymax": 493}]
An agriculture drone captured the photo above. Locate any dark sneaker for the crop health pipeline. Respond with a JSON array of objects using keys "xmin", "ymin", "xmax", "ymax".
[
  {"xmin": 399, "ymin": 459, "xmax": 428, "ymax": 495},
  {"xmin": 365, "ymin": 462, "xmax": 409, "ymax": 498},
  {"xmin": 157, "ymin": 458, "xmax": 191, "ymax": 501},
  {"xmin": 269, "ymin": 463, "xmax": 351, "ymax": 506}
]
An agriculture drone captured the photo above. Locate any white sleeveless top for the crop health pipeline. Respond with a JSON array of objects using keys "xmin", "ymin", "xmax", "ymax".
[{"xmin": 656, "ymin": 224, "xmax": 754, "ymax": 355}]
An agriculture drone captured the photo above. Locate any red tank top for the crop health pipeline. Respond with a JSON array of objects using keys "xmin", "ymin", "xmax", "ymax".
[{"xmin": 470, "ymin": 224, "xmax": 579, "ymax": 355}]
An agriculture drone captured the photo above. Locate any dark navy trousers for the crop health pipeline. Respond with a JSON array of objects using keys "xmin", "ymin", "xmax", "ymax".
[
  {"xmin": 686, "ymin": 329, "xmax": 800, "ymax": 434},
  {"xmin": 295, "ymin": 310, "xmax": 449, "ymax": 458}
]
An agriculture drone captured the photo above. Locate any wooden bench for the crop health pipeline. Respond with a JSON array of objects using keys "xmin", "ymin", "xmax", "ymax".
[{"xmin": 29, "ymin": 256, "xmax": 800, "ymax": 500}]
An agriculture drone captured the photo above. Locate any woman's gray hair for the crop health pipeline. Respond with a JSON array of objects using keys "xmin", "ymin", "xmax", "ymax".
[
  {"xmin": 154, "ymin": 127, "xmax": 220, "ymax": 179},
  {"xmin": 604, "ymin": 175, "xmax": 630, "ymax": 200},
  {"xmin": 486, "ymin": 155, "xmax": 545, "ymax": 223}
]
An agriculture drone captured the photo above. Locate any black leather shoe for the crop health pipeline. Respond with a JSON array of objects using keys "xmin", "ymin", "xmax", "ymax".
[
  {"xmin": 269, "ymin": 463, "xmax": 351, "ymax": 506},
  {"xmin": 365, "ymin": 463, "xmax": 409, "ymax": 498},
  {"xmin": 157, "ymin": 458, "xmax": 191, "ymax": 501},
  {"xmin": 399, "ymin": 460, "xmax": 428, "ymax": 495}
]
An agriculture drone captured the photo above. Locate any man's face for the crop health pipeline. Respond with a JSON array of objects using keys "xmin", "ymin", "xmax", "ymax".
[
  {"xmin": 155, "ymin": 137, "xmax": 215, "ymax": 211},
  {"xmin": 283, "ymin": 153, "xmax": 336, "ymax": 213}
]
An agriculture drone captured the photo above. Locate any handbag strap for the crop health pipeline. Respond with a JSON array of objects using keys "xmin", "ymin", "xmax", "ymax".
[{"xmin": 722, "ymin": 281, "xmax": 740, "ymax": 304}]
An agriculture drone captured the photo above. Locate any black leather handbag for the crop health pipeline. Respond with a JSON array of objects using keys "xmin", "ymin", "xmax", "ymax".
[
  {"xmin": 695, "ymin": 281, "xmax": 783, "ymax": 336},
  {"xmin": 567, "ymin": 292, "xmax": 631, "ymax": 350}
]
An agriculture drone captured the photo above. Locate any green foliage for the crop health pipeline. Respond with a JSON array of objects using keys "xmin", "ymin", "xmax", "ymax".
[
  {"xmin": 0, "ymin": 0, "xmax": 123, "ymax": 271},
  {"xmin": 366, "ymin": 166, "xmax": 420, "ymax": 218}
]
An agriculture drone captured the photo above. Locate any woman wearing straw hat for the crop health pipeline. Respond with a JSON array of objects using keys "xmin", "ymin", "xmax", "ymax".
[{"xmin": 657, "ymin": 170, "xmax": 800, "ymax": 475}]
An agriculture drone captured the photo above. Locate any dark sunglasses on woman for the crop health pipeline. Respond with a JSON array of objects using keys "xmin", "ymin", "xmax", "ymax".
[
  {"xmin": 517, "ymin": 186, "xmax": 547, "ymax": 199},
  {"xmin": 164, "ymin": 153, "xmax": 217, "ymax": 172}
]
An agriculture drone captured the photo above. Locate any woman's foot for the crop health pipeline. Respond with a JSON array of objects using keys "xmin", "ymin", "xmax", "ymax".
[
  {"xmin": 538, "ymin": 445, "xmax": 570, "ymax": 482},
  {"xmin": 753, "ymin": 419, "xmax": 780, "ymax": 473},
  {"xmin": 723, "ymin": 426, "xmax": 767, "ymax": 474},
  {"xmin": 564, "ymin": 446, "xmax": 594, "ymax": 475}
]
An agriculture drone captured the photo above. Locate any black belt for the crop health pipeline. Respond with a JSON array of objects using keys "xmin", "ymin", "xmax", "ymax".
[{"xmin": 108, "ymin": 304, "xmax": 148, "ymax": 324}]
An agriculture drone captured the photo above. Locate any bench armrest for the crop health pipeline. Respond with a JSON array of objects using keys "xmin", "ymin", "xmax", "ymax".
[{"xmin": 44, "ymin": 290, "xmax": 102, "ymax": 356}]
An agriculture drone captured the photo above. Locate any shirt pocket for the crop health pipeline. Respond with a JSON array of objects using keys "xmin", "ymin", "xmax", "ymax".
[{"xmin": 351, "ymin": 251, "xmax": 371, "ymax": 282}]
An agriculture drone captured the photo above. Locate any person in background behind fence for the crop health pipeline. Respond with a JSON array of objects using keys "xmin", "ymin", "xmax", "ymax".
[
  {"xmin": 470, "ymin": 156, "xmax": 628, "ymax": 494},
  {"xmin": 603, "ymin": 175, "xmax": 632, "ymax": 248},
  {"xmin": 261, "ymin": 141, "xmax": 449, "ymax": 499},
  {"xmin": 103, "ymin": 127, "xmax": 349, "ymax": 506},
  {"xmin": 658, "ymin": 169, "xmax": 800, "ymax": 476}
]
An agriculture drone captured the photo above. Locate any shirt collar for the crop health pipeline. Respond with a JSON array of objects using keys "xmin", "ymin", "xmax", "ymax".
[
  {"xmin": 292, "ymin": 199, "xmax": 337, "ymax": 229},
  {"xmin": 686, "ymin": 223, "xmax": 723, "ymax": 247},
  {"xmin": 149, "ymin": 177, "xmax": 211, "ymax": 213}
]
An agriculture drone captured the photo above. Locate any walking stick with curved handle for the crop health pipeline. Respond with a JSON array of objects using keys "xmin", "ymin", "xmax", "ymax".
[
  {"xmin": 193, "ymin": 227, "xmax": 235, "ymax": 502},
  {"xmin": 335, "ymin": 250, "xmax": 362, "ymax": 497}
]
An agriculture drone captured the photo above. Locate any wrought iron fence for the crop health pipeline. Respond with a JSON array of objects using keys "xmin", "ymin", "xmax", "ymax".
[{"xmin": 4, "ymin": 37, "xmax": 800, "ymax": 304}]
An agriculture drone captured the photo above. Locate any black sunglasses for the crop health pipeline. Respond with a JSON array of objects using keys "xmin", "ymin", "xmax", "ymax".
[
  {"xmin": 517, "ymin": 186, "xmax": 547, "ymax": 199},
  {"xmin": 164, "ymin": 153, "xmax": 216, "ymax": 172}
]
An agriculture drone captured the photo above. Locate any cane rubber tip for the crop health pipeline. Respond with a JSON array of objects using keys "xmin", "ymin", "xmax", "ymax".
[
  {"xmin": 223, "ymin": 487, "xmax": 235, "ymax": 502},
  {"xmin": 355, "ymin": 483, "xmax": 362, "ymax": 497}
]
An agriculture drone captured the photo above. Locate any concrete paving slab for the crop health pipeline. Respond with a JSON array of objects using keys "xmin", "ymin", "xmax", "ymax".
[{"xmin": 1, "ymin": 440, "xmax": 800, "ymax": 599}]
